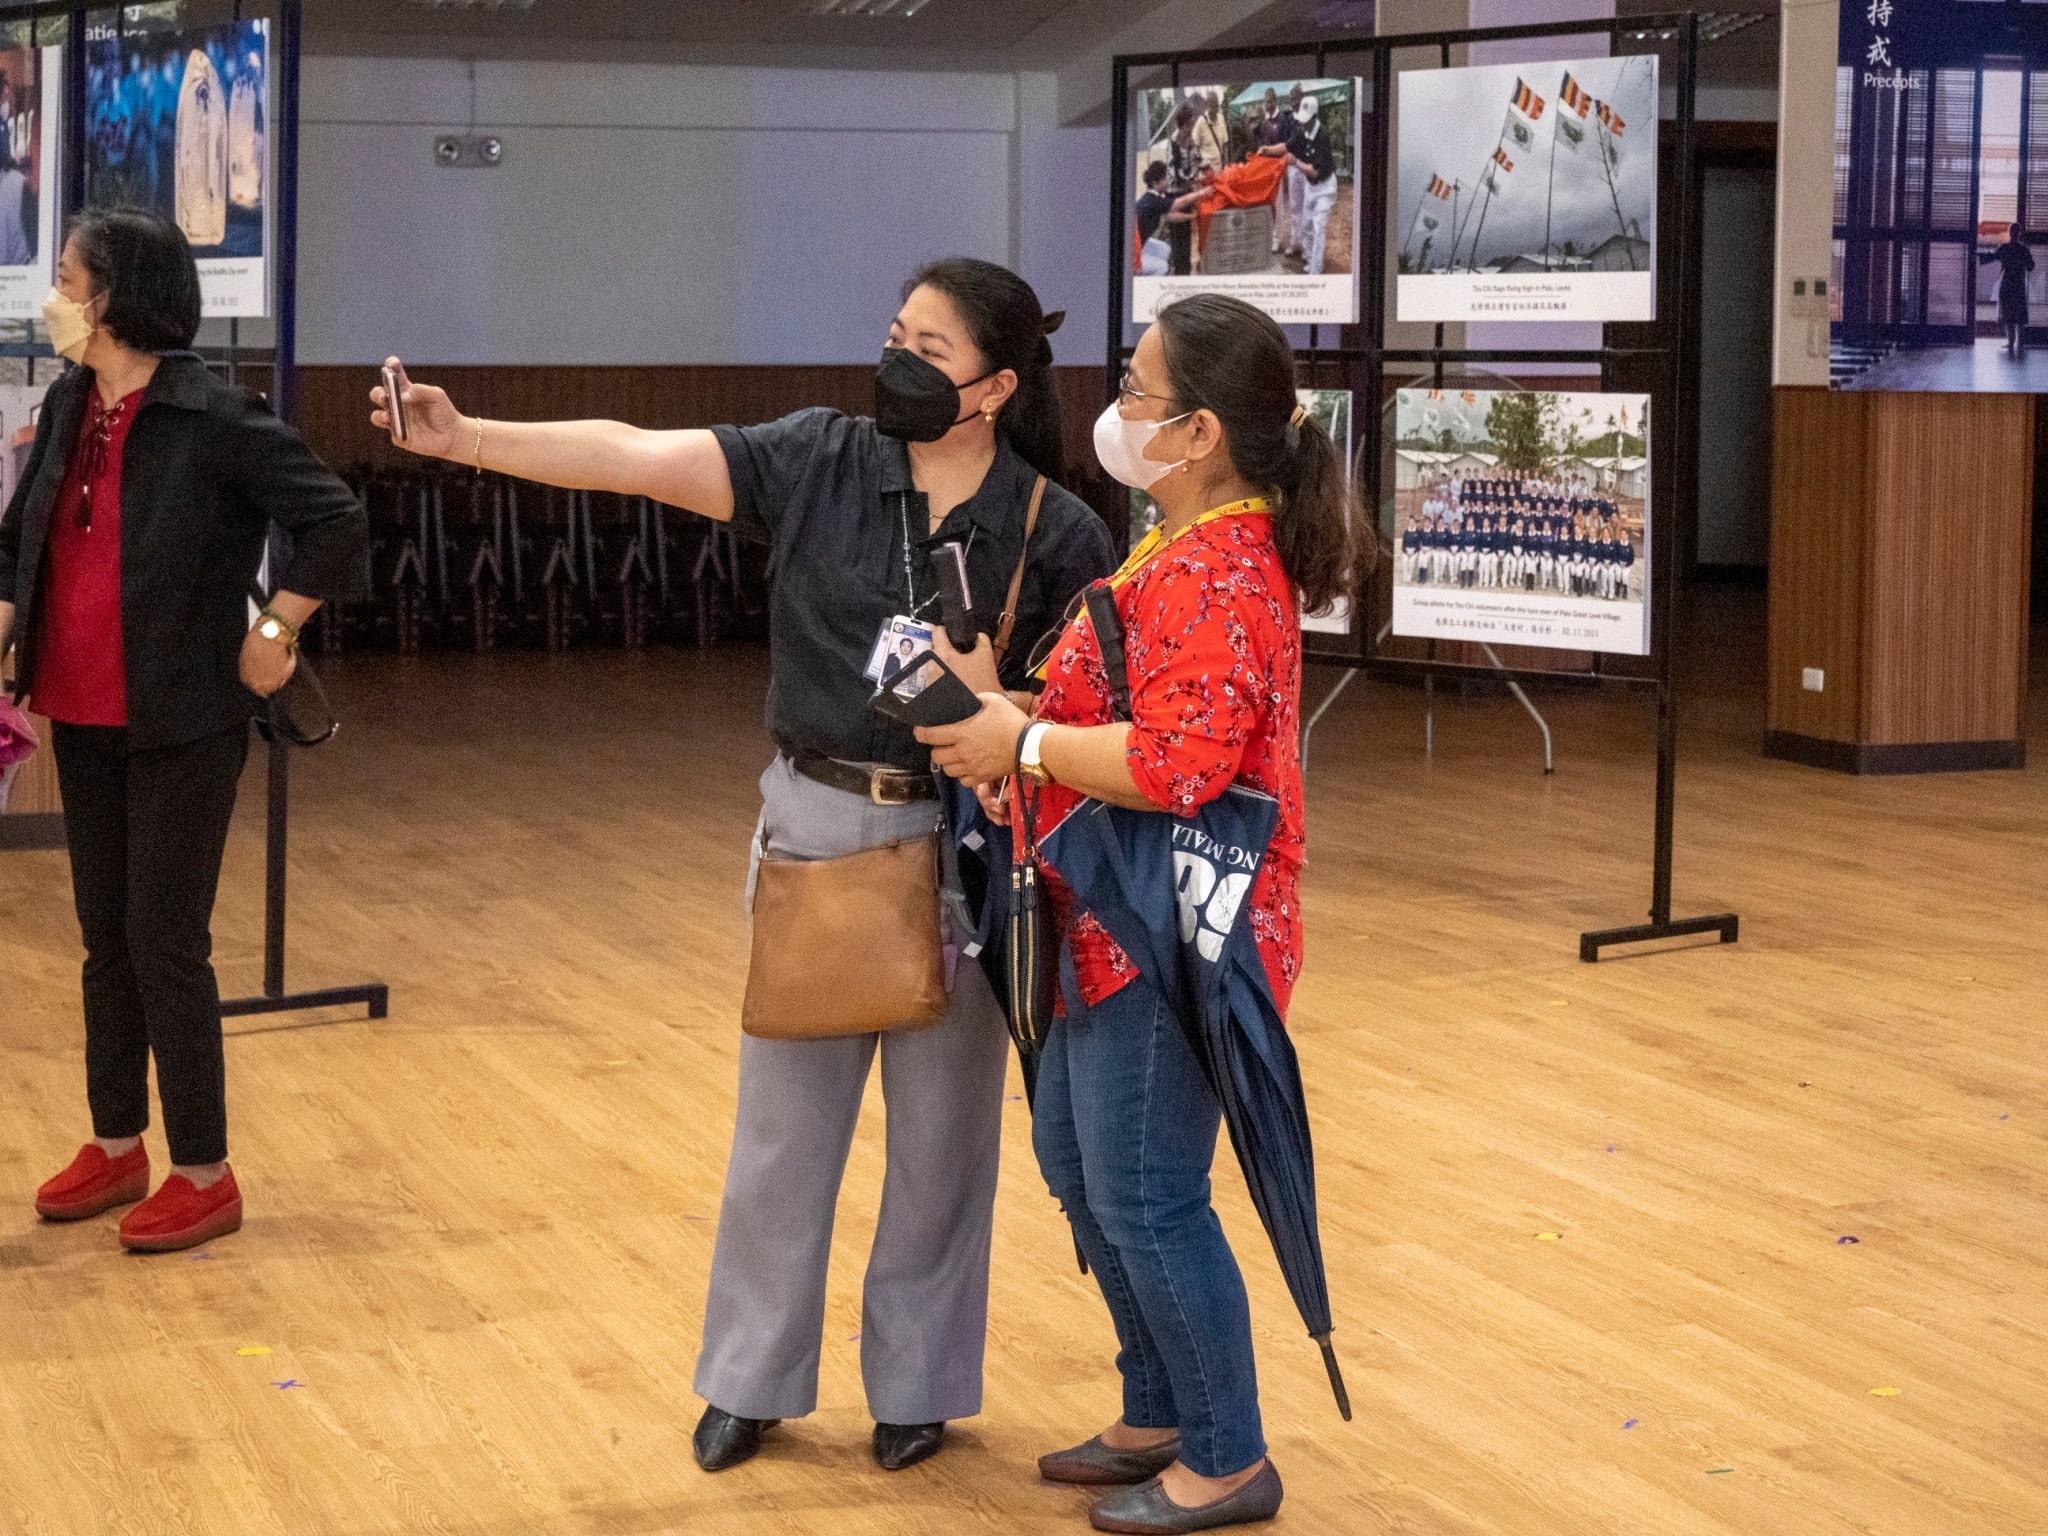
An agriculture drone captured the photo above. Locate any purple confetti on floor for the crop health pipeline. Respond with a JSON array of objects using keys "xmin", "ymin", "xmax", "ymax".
[
  {"xmin": 272, "ymin": 1380, "xmax": 304, "ymax": 1391},
  {"xmin": 1621, "ymin": 1419, "xmax": 1637, "ymax": 1429},
  {"xmin": 189, "ymin": 1252, "xmax": 214, "ymax": 1262},
  {"xmin": 848, "ymin": 1333, "xmax": 861, "ymax": 1342},
  {"xmin": 1837, "ymin": 1235, "xmax": 1859, "ymax": 1245},
  {"xmin": 1005, "ymin": 1095, "xmax": 1022, "ymax": 1102},
  {"xmin": 2000, "ymin": 1114, "xmax": 2010, "ymax": 1121},
  {"xmin": 1605, "ymin": 1146, "xmax": 1615, "ymax": 1153}
]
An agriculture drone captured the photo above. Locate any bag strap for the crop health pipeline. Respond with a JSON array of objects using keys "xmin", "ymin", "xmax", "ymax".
[
  {"xmin": 1082, "ymin": 582, "xmax": 1133, "ymax": 722},
  {"xmin": 991, "ymin": 475, "xmax": 1047, "ymax": 662}
]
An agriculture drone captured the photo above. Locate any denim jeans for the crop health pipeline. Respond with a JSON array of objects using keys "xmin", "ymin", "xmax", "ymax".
[{"xmin": 1032, "ymin": 973, "xmax": 1265, "ymax": 1478}]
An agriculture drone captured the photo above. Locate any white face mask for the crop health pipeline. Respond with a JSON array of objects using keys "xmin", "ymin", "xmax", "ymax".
[
  {"xmin": 1093, "ymin": 401, "xmax": 1192, "ymax": 491},
  {"xmin": 42, "ymin": 288, "xmax": 94, "ymax": 364}
]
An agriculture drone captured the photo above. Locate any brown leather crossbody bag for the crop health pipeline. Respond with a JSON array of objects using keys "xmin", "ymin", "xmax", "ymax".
[{"xmin": 739, "ymin": 477, "xmax": 1047, "ymax": 1041}]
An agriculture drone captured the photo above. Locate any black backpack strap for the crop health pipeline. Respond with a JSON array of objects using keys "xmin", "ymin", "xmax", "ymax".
[{"xmin": 1082, "ymin": 581, "xmax": 1132, "ymax": 722}]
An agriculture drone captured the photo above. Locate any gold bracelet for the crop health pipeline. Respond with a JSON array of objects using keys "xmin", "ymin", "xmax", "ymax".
[{"xmin": 473, "ymin": 416, "xmax": 485, "ymax": 476}]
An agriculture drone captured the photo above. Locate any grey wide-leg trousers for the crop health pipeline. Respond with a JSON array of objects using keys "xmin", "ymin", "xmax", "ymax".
[{"xmin": 692, "ymin": 756, "xmax": 1010, "ymax": 1426}]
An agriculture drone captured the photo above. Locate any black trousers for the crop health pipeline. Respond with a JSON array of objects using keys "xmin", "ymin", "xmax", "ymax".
[{"xmin": 52, "ymin": 722, "xmax": 249, "ymax": 1166}]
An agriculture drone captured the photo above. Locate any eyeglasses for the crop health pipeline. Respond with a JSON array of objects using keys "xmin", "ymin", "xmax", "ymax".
[
  {"xmin": 1024, "ymin": 586, "xmax": 1093, "ymax": 679},
  {"xmin": 1117, "ymin": 372, "xmax": 1178, "ymax": 411}
]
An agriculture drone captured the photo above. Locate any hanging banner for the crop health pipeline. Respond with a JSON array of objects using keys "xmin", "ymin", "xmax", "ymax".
[
  {"xmin": 0, "ymin": 40, "xmax": 60, "ymax": 319},
  {"xmin": 85, "ymin": 12, "xmax": 269, "ymax": 317},
  {"xmin": 1395, "ymin": 55, "xmax": 1656, "ymax": 323},
  {"xmin": 1388, "ymin": 387, "xmax": 1650, "ymax": 656},
  {"xmin": 1129, "ymin": 77, "xmax": 1360, "ymax": 325},
  {"xmin": 1832, "ymin": 0, "xmax": 2048, "ymax": 390}
]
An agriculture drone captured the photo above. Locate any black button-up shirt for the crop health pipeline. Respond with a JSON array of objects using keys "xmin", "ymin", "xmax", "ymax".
[{"xmin": 714, "ymin": 409, "xmax": 1117, "ymax": 770}]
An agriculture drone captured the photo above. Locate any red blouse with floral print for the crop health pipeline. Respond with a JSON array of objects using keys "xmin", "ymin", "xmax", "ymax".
[{"xmin": 1023, "ymin": 509, "xmax": 1305, "ymax": 1018}]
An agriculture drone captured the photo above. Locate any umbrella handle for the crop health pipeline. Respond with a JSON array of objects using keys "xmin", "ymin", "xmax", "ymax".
[{"xmin": 1314, "ymin": 1334, "xmax": 1353, "ymax": 1423}]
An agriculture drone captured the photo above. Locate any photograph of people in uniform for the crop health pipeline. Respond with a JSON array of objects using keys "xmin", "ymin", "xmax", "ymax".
[{"xmin": 1390, "ymin": 388, "xmax": 1651, "ymax": 656}]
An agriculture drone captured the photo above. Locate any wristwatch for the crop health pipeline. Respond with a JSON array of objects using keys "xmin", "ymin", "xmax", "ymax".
[
  {"xmin": 255, "ymin": 608, "xmax": 300, "ymax": 653},
  {"xmin": 1017, "ymin": 721, "xmax": 1054, "ymax": 786}
]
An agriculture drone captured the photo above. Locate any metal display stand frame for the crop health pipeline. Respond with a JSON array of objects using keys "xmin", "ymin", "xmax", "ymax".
[
  {"xmin": 1108, "ymin": 12, "xmax": 1736, "ymax": 961},
  {"xmin": 1, "ymin": 0, "xmax": 386, "ymax": 1019}
]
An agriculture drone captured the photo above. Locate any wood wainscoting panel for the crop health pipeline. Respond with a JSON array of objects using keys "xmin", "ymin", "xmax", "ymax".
[
  {"xmin": 1767, "ymin": 387, "xmax": 1866, "ymax": 744},
  {"xmin": 292, "ymin": 365, "xmax": 1124, "ymax": 534},
  {"xmin": 1860, "ymin": 391, "xmax": 2032, "ymax": 746}
]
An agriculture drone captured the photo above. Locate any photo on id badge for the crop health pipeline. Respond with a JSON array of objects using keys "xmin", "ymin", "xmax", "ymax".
[{"xmin": 865, "ymin": 617, "xmax": 935, "ymax": 698}]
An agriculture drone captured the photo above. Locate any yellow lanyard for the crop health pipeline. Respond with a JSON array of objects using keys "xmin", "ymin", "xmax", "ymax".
[
  {"xmin": 1109, "ymin": 496, "xmax": 1275, "ymax": 590},
  {"xmin": 1033, "ymin": 497, "xmax": 1275, "ymax": 682}
]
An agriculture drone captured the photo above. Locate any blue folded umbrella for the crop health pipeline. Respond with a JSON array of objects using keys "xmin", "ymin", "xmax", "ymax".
[{"xmin": 1036, "ymin": 782, "xmax": 1352, "ymax": 1421}]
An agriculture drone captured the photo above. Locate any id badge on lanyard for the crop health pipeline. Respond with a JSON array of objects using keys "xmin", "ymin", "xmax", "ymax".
[{"xmin": 866, "ymin": 490, "xmax": 934, "ymax": 690}]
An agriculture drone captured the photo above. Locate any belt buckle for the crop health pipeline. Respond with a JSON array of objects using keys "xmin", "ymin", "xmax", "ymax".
[{"xmin": 870, "ymin": 769, "xmax": 917, "ymax": 806}]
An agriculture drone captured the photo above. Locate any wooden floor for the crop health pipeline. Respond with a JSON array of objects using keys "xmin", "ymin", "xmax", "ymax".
[{"xmin": 2, "ymin": 588, "xmax": 2043, "ymax": 1535}]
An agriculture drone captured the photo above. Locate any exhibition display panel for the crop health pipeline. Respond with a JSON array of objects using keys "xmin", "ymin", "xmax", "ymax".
[{"xmin": 1108, "ymin": 11, "xmax": 1735, "ymax": 961}]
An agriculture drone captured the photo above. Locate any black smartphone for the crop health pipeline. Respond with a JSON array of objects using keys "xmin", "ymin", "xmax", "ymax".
[
  {"xmin": 381, "ymin": 362, "xmax": 410, "ymax": 444},
  {"xmin": 868, "ymin": 650, "xmax": 982, "ymax": 727},
  {"xmin": 930, "ymin": 542, "xmax": 976, "ymax": 651}
]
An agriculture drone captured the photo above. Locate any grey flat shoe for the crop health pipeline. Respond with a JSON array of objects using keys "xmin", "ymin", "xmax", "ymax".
[
  {"xmin": 1088, "ymin": 1460, "xmax": 1283, "ymax": 1534},
  {"xmin": 1038, "ymin": 1432, "xmax": 1182, "ymax": 1486}
]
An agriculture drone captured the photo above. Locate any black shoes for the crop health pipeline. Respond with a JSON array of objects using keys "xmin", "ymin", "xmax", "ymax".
[
  {"xmin": 692, "ymin": 1404, "xmax": 778, "ymax": 1472},
  {"xmin": 1088, "ymin": 1460, "xmax": 1283, "ymax": 1534},
  {"xmin": 1039, "ymin": 1432, "xmax": 1182, "ymax": 1485},
  {"xmin": 692, "ymin": 1405, "xmax": 944, "ymax": 1473},
  {"xmin": 872, "ymin": 1419, "xmax": 946, "ymax": 1471}
]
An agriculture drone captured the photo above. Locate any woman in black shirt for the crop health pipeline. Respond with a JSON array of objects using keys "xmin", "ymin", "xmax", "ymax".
[
  {"xmin": 1980, "ymin": 222, "xmax": 2036, "ymax": 358},
  {"xmin": 374, "ymin": 258, "xmax": 1115, "ymax": 1476}
]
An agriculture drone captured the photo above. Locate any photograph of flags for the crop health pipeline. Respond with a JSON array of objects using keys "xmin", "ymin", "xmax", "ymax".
[{"xmin": 1394, "ymin": 50, "xmax": 1655, "ymax": 314}]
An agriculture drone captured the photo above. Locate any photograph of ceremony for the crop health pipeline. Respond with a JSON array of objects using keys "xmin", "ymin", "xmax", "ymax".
[
  {"xmin": 1130, "ymin": 76, "xmax": 1358, "ymax": 324},
  {"xmin": 1389, "ymin": 386, "xmax": 1651, "ymax": 655},
  {"xmin": 1395, "ymin": 54, "xmax": 1657, "ymax": 324}
]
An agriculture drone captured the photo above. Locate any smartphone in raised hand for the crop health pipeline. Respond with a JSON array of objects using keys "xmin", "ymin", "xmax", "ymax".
[{"xmin": 380, "ymin": 361, "xmax": 411, "ymax": 444}]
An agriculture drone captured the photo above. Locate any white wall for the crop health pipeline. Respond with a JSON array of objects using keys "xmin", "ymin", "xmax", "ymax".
[{"xmin": 297, "ymin": 56, "xmax": 1107, "ymax": 368}]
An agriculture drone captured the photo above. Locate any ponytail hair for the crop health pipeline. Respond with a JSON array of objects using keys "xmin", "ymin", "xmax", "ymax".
[
  {"xmin": 1153, "ymin": 293, "xmax": 1361, "ymax": 616},
  {"xmin": 905, "ymin": 257, "xmax": 1066, "ymax": 481}
]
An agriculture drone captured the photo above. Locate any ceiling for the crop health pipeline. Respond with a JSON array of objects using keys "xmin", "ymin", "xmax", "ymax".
[
  {"xmin": 302, "ymin": 0, "xmax": 1178, "ymax": 72},
  {"xmin": 302, "ymin": 0, "xmax": 1781, "ymax": 95}
]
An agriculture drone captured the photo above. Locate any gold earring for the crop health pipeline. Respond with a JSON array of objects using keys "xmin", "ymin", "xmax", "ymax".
[{"xmin": 983, "ymin": 405, "xmax": 995, "ymax": 423}]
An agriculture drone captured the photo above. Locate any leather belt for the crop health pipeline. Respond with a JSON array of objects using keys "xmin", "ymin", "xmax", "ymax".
[{"xmin": 791, "ymin": 752, "xmax": 936, "ymax": 806}]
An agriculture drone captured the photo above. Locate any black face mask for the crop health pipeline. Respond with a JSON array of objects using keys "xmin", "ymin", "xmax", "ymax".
[{"xmin": 874, "ymin": 346, "xmax": 993, "ymax": 443}]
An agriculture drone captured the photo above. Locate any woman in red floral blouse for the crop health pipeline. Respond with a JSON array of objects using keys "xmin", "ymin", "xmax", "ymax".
[{"xmin": 920, "ymin": 294, "xmax": 1353, "ymax": 1535}]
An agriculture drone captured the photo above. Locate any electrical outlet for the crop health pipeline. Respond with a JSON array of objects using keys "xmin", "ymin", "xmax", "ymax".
[
  {"xmin": 433, "ymin": 134, "xmax": 505, "ymax": 168},
  {"xmin": 1801, "ymin": 667, "xmax": 1825, "ymax": 693}
]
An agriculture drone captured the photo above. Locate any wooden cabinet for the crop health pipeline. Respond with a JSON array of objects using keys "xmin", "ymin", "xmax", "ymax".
[{"xmin": 1767, "ymin": 388, "xmax": 2031, "ymax": 772}]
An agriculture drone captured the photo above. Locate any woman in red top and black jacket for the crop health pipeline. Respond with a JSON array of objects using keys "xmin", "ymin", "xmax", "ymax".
[
  {"xmin": 0, "ymin": 208, "xmax": 366, "ymax": 1252},
  {"xmin": 921, "ymin": 293, "xmax": 1353, "ymax": 1535}
]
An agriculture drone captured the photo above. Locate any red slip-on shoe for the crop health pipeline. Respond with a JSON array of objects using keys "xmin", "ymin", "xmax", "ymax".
[
  {"xmin": 118, "ymin": 1167, "xmax": 243, "ymax": 1252},
  {"xmin": 36, "ymin": 1142, "xmax": 151, "ymax": 1220}
]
